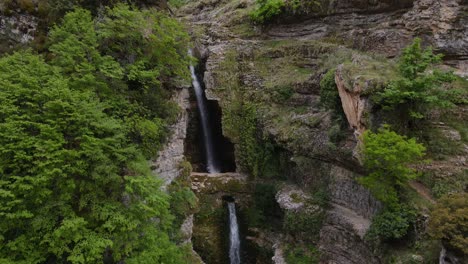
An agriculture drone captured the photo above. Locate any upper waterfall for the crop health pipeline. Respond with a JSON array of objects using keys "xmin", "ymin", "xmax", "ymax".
[{"xmin": 189, "ymin": 49, "xmax": 220, "ymax": 174}]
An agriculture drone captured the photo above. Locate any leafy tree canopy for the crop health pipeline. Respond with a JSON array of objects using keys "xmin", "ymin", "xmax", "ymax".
[
  {"xmin": 366, "ymin": 205, "xmax": 416, "ymax": 242},
  {"xmin": 375, "ymin": 38, "xmax": 458, "ymax": 120},
  {"xmin": 428, "ymin": 193, "xmax": 468, "ymax": 255},
  {"xmin": 0, "ymin": 4, "xmax": 192, "ymax": 263},
  {"xmin": 359, "ymin": 125, "xmax": 426, "ymax": 207}
]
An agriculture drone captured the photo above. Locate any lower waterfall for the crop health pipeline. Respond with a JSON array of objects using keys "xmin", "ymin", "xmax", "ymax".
[{"xmin": 228, "ymin": 202, "xmax": 241, "ymax": 264}]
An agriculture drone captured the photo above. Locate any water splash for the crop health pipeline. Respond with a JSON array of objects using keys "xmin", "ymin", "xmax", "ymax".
[{"xmin": 189, "ymin": 49, "xmax": 220, "ymax": 173}]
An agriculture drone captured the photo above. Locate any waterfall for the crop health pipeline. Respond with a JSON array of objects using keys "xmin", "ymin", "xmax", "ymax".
[
  {"xmin": 440, "ymin": 247, "xmax": 447, "ymax": 264},
  {"xmin": 439, "ymin": 246, "xmax": 460, "ymax": 264},
  {"xmin": 189, "ymin": 49, "xmax": 220, "ymax": 173},
  {"xmin": 228, "ymin": 202, "xmax": 241, "ymax": 264}
]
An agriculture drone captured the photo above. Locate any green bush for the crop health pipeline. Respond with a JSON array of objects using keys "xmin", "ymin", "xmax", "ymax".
[
  {"xmin": 250, "ymin": 0, "xmax": 285, "ymax": 24},
  {"xmin": 223, "ymin": 102, "xmax": 275, "ymax": 178},
  {"xmin": 428, "ymin": 193, "xmax": 468, "ymax": 255},
  {"xmin": 128, "ymin": 117, "xmax": 167, "ymax": 158},
  {"xmin": 359, "ymin": 125, "xmax": 426, "ymax": 207},
  {"xmin": 375, "ymin": 38, "xmax": 458, "ymax": 121},
  {"xmin": 273, "ymin": 85, "xmax": 294, "ymax": 102},
  {"xmin": 366, "ymin": 205, "xmax": 417, "ymax": 241},
  {"xmin": 319, "ymin": 68, "xmax": 339, "ymax": 110},
  {"xmin": 285, "ymin": 244, "xmax": 320, "ymax": 264},
  {"xmin": 247, "ymin": 184, "xmax": 278, "ymax": 228},
  {"xmin": 431, "ymin": 170, "xmax": 467, "ymax": 199},
  {"xmin": 250, "ymin": 0, "xmax": 322, "ymax": 24},
  {"xmin": 168, "ymin": 183, "xmax": 198, "ymax": 228},
  {"xmin": 284, "ymin": 210, "xmax": 324, "ymax": 240}
]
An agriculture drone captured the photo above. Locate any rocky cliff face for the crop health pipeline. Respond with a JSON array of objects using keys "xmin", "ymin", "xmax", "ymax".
[
  {"xmin": 179, "ymin": 0, "xmax": 466, "ymax": 263},
  {"xmin": 152, "ymin": 86, "xmax": 191, "ymax": 187},
  {"xmin": 320, "ymin": 166, "xmax": 381, "ymax": 263},
  {"xmin": 0, "ymin": 12, "xmax": 37, "ymax": 52},
  {"xmin": 266, "ymin": 0, "xmax": 467, "ymax": 73}
]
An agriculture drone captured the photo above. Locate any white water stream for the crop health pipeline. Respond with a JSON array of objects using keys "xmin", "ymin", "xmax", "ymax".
[
  {"xmin": 189, "ymin": 50, "xmax": 241, "ymax": 263},
  {"xmin": 228, "ymin": 202, "xmax": 241, "ymax": 264},
  {"xmin": 189, "ymin": 49, "xmax": 220, "ymax": 173}
]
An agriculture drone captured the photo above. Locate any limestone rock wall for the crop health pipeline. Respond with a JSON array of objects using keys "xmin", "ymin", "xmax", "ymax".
[
  {"xmin": 319, "ymin": 166, "xmax": 381, "ymax": 264},
  {"xmin": 0, "ymin": 13, "xmax": 37, "ymax": 50},
  {"xmin": 178, "ymin": 0, "xmax": 467, "ymax": 262},
  {"xmin": 152, "ymin": 87, "xmax": 191, "ymax": 188}
]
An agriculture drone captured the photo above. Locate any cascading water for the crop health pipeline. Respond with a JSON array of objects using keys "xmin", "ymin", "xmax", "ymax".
[
  {"xmin": 189, "ymin": 50, "xmax": 241, "ymax": 262},
  {"xmin": 228, "ymin": 202, "xmax": 241, "ymax": 264},
  {"xmin": 189, "ymin": 49, "xmax": 220, "ymax": 173}
]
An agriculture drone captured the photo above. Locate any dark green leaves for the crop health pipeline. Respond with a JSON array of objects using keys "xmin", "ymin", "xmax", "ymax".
[
  {"xmin": 0, "ymin": 4, "xmax": 191, "ymax": 263},
  {"xmin": 375, "ymin": 38, "xmax": 458, "ymax": 120}
]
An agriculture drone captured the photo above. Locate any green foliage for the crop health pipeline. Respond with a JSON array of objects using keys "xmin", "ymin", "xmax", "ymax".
[
  {"xmin": 273, "ymin": 85, "xmax": 294, "ymax": 102},
  {"xmin": 359, "ymin": 125, "xmax": 426, "ymax": 207},
  {"xmin": 48, "ymin": 8, "xmax": 124, "ymax": 88},
  {"xmin": 283, "ymin": 209, "xmax": 324, "ymax": 240},
  {"xmin": 250, "ymin": 0, "xmax": 285, "ymax": 24},
  {"xmin": 47, "ymin": 6, "xmax": 189, "ymax": 155},
  {"xmin": 0, "ymin": 51, "xmax": 186, "ymax": 263},
  {"xmin": 167, "ymin": 162, "xmax": 198, "ymax": 229},
  {"xmin": 0, "ymin": 4, "xmax": 191, "ymax": 263},
  {"xmin": 431, "ymin": 170, "xmax": 467, "ymax": 199},
  {"xmin": 285, "ymin": 244, "xmax": 320, "ymax": 264},
  {"xmin": 375, "ymin": 38, "xmax": 458, "ymax": 120},
  {"xmin": 223, "ymin": 102, "xmax": 274, "ymax": 178},
  {"xmin": 319, "ymin": 68, "xmax": 339, "ymax": 110},
  {"xmin": 366, "ymin": 205, "xmax": 417, "ymax": 242},
  {"xmin": 250, "ymin": 0, "xmax": 322, "ymax": 24},
  {"xmin": 98, "ymin": 4, "xmax": 190, "ymax": 85},
  {"xmin": 246, "ymin": 184, "xmax": 278, "ymax": 228},
  {"xmin": 168, "ymin": 0, "xmax": 189, "ymax": 8},
  {"xmin": 127, "ymin": 117, "xmax": 167, "ymax": 158},
  {"xmin": 428, "ymin": 193, "xmax": 468, "ymax": 255}
]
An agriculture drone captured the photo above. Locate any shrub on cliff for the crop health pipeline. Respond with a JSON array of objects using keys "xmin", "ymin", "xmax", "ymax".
[
  {"xmin": 375, "ymin": 38, "xmax": 458, "ymax": 120},
  {"xmin": 251, "ymin": 0, "xmax": 322, "ymax": 24},
  {"xmin": 360, "ymin": 126, "xmax": 426, "ymax": 242},
  {"xmin": 359, "ymin": 125, "xmax": 426, "ymax": 207},
  {"xmin": 286, "ymin": 244, "xmax": 320, "ymax": 264},
  {"xmin": 319, "ymin": 68, "xmax": 339, "ymax": 110},
  {"xmin": 428, "ymin": 193, "xmax": 468, "ymax": 255},
  {"xmin": 250, "ymin": 0, "xmax": 285, "ymax": 24},
  {"xmin": 366, "ymin": 205, "xmax": 417, "ymax": 241}
]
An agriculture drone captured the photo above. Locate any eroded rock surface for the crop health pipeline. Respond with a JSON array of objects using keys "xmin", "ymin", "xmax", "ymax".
[
  {"xmin": 179, "ymin": 0, "xmax": 466, "ymax": 262},
  {"xmin": 153, "ymin": 87, "xmax": 190, "ymax": 188},
  {"xmin": 0, "ymin": 13, "xmax": 37, "ymax": 49}
]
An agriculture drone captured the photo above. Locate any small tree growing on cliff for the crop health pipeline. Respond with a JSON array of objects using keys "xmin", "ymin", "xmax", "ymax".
[
  {"xmin": 359, "ymin": 125, "xmax": 426, "ymax": 207},
  {"xmin": 375, "ymin": 38, "xmax": 457, "ymax": 120},
  {"xmin": 428, "ymin": 193, "xmax": 468, "ymax": 255}
]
